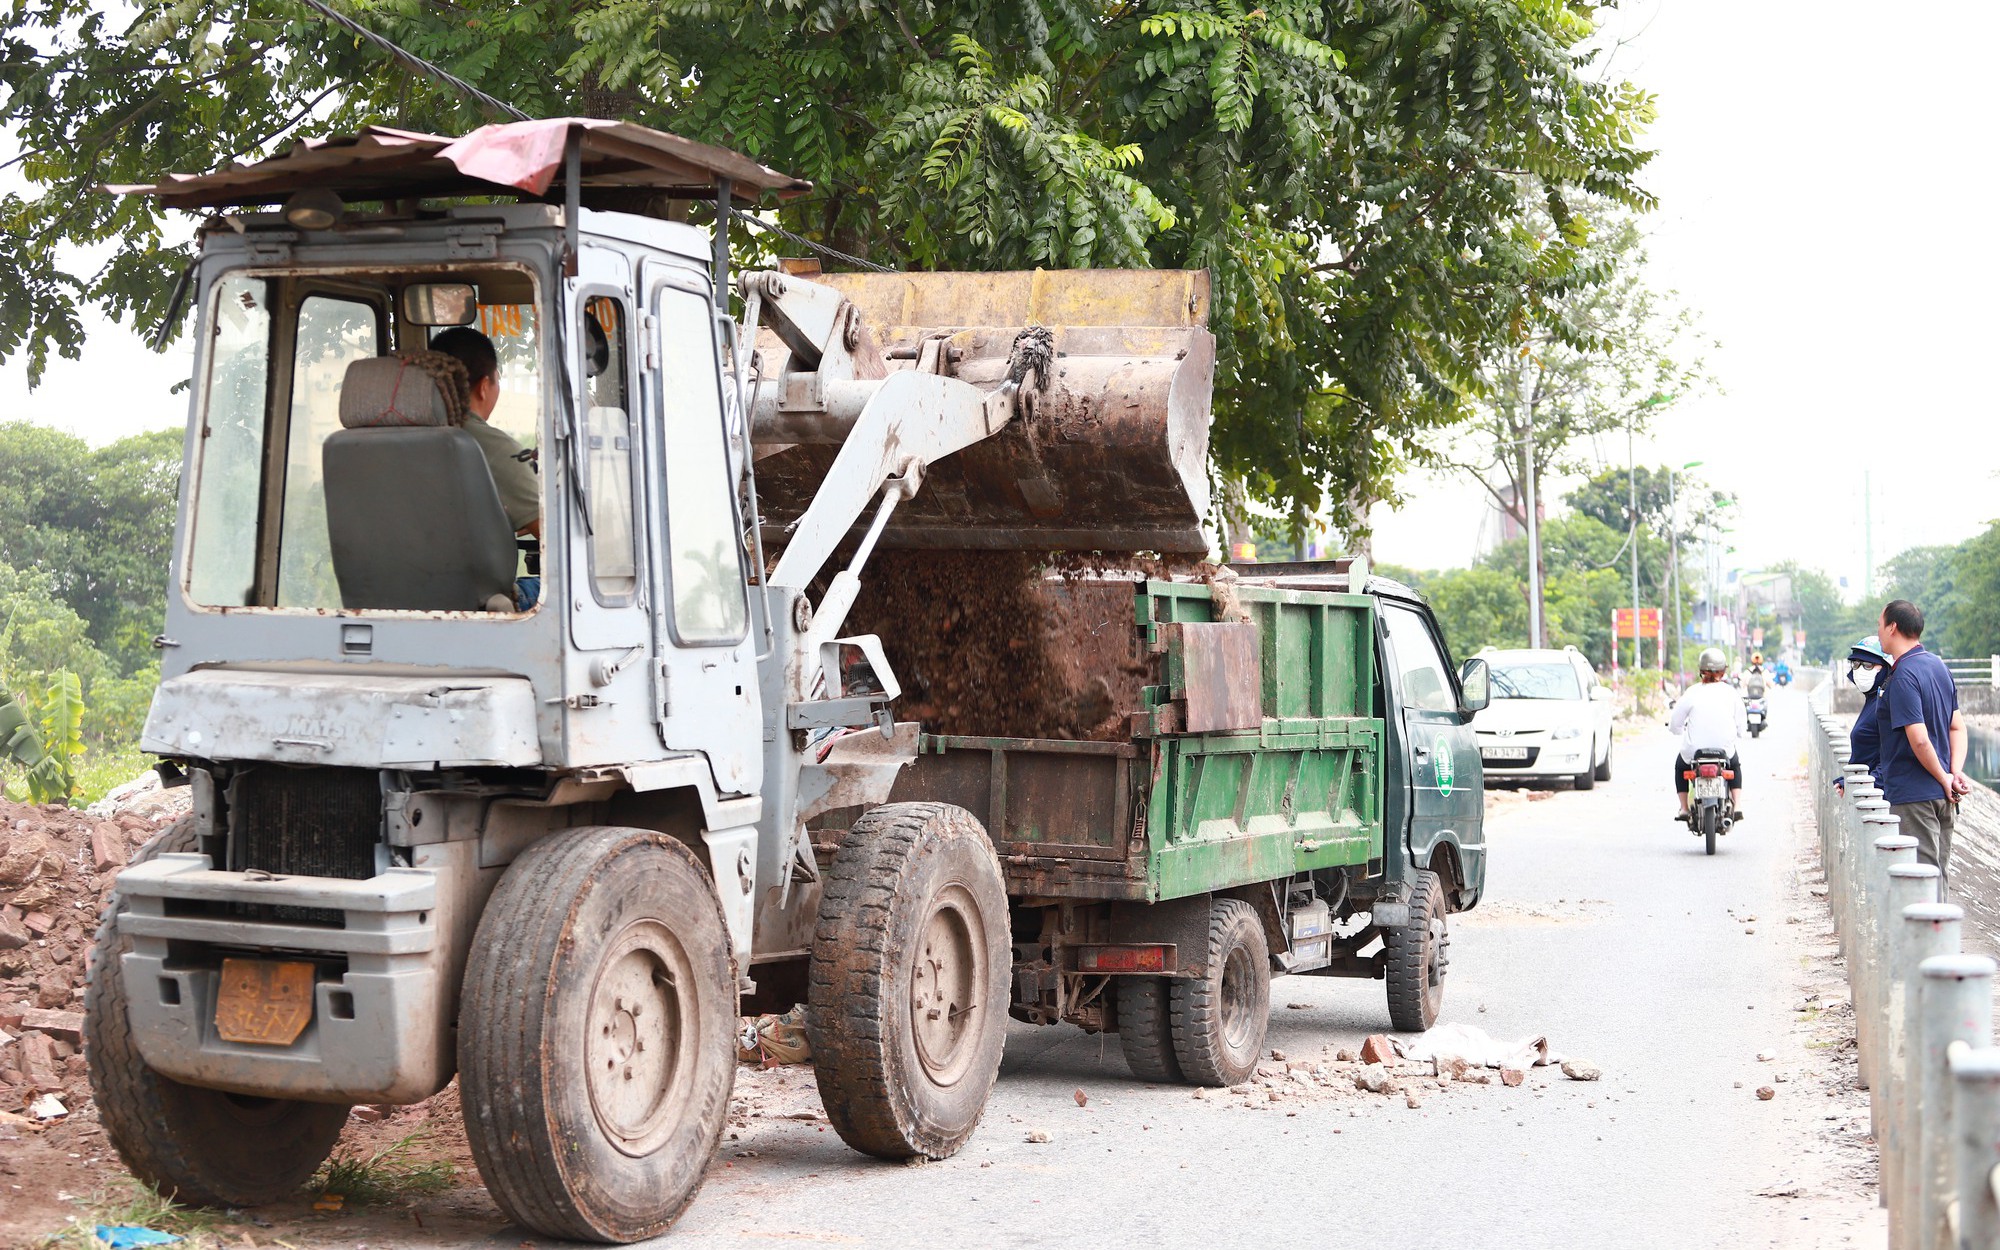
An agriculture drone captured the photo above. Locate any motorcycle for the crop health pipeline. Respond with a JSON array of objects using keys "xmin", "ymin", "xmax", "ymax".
[
  {"xmin": 1745, "ymin": 696, "xmax": 1766, "ymax": 738},
  {"xmin": 1773, "ymin": 663, "xmax": 1793, "ymax": 686},
  {"xmin": 1682, "ymin": 748, "xmax": 1736, "ymax": 856}
]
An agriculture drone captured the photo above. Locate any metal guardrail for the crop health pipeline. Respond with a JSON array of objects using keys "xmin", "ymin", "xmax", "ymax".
[
  {"xmin": 1940, "ymin": 656, "xmax": 1999, "ymax": 688},
  {"xmin": 1808, "ymin": 700, "xmax": 2000, "ymax": 1249}
]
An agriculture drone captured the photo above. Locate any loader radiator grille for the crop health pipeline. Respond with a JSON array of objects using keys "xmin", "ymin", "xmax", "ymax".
[{"xmin": 230, "ymin": 766, "xmax": 383, "ymax": 885}]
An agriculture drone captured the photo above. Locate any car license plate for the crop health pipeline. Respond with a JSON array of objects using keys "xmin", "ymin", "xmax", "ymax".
[
  {"xmin": 1482, "ymin": 746, "xmax": 1529, "ymax": 760},
  {"xmin": 214, "ymin": 957, "xmax": 315, "ymax": 1046}
]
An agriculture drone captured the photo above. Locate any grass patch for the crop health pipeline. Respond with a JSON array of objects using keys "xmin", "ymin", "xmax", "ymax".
[
  {"xmin": 310, "ymin": 1130, "xmax": 455, "ymax": 1205},
  {"xmin": 37, "ymin": 1178, "xmax": 230, "ymax": 1249}
]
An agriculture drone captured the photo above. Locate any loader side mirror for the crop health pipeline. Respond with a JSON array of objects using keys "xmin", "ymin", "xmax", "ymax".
[
  {"xmin": 1457, "ymin": 657, "xmax": 1491, "ymax": 718},
  {"xmin": 401, "ymin": 283, "xmax": 478, "ymax": 326}
]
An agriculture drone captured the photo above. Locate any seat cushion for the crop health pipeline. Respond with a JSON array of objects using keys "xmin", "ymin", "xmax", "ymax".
[{"xmin": 323, "ymin": 426, "xmax": 519, "ymax": 611}]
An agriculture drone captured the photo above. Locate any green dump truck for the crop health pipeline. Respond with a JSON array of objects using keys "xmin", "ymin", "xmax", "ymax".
[{"xmin": 816, "ymin": 560, "xmax": 1491, "ymax": 1091}]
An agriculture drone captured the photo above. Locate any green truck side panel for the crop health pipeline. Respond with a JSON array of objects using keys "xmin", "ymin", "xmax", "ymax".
[{"xmin": 890, "ymin": 578, "xmax": 1393, "ymax": 903}]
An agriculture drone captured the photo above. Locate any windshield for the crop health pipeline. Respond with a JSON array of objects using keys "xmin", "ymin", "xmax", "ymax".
[
  {"xmin": 183, "ymin": 263, "xmax": 543, "ymax": 613},
  {"xmin": 1490, "ymin": 662, "xmax": 1582, "ymax": 701}
]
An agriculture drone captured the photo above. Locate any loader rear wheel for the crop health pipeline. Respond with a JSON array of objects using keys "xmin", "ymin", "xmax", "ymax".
[
  {"xmin": 86, "ymin": 818, "xmax": 349, "ymax": 1206},
  {"xmin": 808, "ymin": 802, "xmax": 1008, "ymax": 1160},
  {"xmin": 459, "ymin": 827, "xmax": 737, "ymax": 1243},
  {"xmin": 1116, "ymin": 976, "xmax": 1184, "ymax": 1083},
  {"xmin": 1169, "ymin": 899, "xmax": 1269, "ymax": 1086},
  {"xmin": 1384, "ymin": 869, "xmax": 1448, "ymax": 1032}
]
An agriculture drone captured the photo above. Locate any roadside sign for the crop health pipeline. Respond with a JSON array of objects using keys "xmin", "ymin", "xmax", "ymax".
[{"xmin": 1612, "ymin": 607, "xmax": 1662, "ymax": 640}]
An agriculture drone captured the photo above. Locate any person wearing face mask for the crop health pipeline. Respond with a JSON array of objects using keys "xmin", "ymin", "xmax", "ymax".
[{"xmin": 1842, "ymin": 636, "xmax": 1893, "ymax": 780}]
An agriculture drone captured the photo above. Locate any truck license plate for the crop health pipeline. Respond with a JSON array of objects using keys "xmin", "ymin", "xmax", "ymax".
[
  {"xmin": 214, "ymin": 958, "xmax": 315, "ymax": 1046},
  {"xmin": 1482, "ymin": 746, "xmax": 1529, "ymax": 760}
]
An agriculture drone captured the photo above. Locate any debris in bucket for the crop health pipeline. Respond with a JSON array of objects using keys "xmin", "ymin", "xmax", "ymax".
[{"xmin": 737, "ymin": 1006, "xmax": 811, "ymax": 1067}]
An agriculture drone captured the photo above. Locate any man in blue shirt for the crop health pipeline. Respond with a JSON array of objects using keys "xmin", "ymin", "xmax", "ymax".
[{"xmin": 1874, "ymin": 599, "xmax": 1971, "ymax": 884}]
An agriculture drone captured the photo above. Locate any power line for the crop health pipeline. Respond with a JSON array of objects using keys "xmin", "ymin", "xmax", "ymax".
[
  {"xmin": 292, "ymin": 0, "xmax": 530, "ymax": 123},
  {"xmin": 728, "ymin": 208, "xmax": 896, "ymax": 274}
]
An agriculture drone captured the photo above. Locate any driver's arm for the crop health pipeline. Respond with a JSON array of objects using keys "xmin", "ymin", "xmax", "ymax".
[{"xmin": 1668, "ymin": 692, "xmax": 1692, "ymax": 736}]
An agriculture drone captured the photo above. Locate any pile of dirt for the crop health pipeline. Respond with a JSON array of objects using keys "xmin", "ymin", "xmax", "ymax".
[
  {"xmin": 850, "ymin": 550, "xmax": 1208, "ymax": 741},
  {"xmin": 0, "ymin": 779, "xmax": 191, "ymax": 1114}
]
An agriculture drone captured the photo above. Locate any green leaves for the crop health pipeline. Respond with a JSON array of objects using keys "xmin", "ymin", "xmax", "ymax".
[
  {"xmin": 3, "ymin": 0, "xmax": 1657, "ymax": 542},
  {"xmin": 0, "ymin": 670, "xmax": 85, "ymax": 805}
]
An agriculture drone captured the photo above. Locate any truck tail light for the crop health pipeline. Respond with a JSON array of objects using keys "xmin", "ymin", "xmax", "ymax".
[
  {"xmin": 1697, "ymin": 764, "xmax": 1720, "ymax": 778},
  {"xmin": 1078, "ymin": 945, "xmax": 1170, "ymax": 974}
]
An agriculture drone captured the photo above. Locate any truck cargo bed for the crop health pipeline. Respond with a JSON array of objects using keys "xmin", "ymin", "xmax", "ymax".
[{"xmin": 873, "ymin": 576, "xmax": 1387, "ymax": 903}]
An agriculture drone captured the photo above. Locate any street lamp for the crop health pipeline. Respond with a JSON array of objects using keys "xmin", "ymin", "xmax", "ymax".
[{"xmin": 1669, "ymin": 459, "xmax": 1701, "ymax": 682}]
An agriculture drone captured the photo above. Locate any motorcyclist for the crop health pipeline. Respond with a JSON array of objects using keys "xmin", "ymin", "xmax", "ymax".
[
  {"xmin": 1745, "ymin": 653, "xmax": 1768, "ymax": 701},
  {"xmin": 1841, "ymin": 635, "xmax": 1894, "ymax": 781},
  {"xmin": 1773, "ymin": 659, "xmax": 1793, "ymax": 685},
  {"xmin": 1669, "ymin": 647, "xmax": 1748, "ymax": 821}
]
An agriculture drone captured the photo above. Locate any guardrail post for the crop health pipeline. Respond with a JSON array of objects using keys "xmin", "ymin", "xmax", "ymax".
[
  {"xmin": 1892, "ymin": 892, "xmax": 1958, "ymax": 1248},
  {"xmin": 1952, "ymin": 1045, "xmax": 2000, "ymax": 1250},
  {"xmin": 1861, "ymin": 829, "xmax": 1920, "ymax": 1102},
  {"xmin": 1919, "ymin": 955, "xmax": 1996, "ymax": 1250}
]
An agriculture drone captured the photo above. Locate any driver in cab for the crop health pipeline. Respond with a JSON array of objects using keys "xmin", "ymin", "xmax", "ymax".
[{"xmin": 1669, "ymin": 647, "xmax": 1748, "ymax": 822}]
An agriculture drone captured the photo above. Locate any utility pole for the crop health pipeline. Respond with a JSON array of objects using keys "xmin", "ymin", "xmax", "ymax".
[
  {"xmin": 1629, "ymin": 426, "xmax": 1640, "ymax": 679},
  {"xmin": 1523, "ymin": 421, "xmax": 1543, "ymax": 649},
  {"xmin": 1864, "ymin": 469, "xmax": 1874, "ymax": 600}
]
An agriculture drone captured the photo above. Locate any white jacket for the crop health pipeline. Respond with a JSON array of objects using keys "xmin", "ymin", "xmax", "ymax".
[{"xmin": 1669, "ymin": 680, "xmax": 1748, "ymax": 760}]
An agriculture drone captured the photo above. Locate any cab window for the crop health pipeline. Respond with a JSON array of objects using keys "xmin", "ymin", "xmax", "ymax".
[
  {"xmin": 657, "ymin": 284, "xmax": 746, "ymax": 643},
  {"xmin": 582, "ymin": 295, "xmax": 636, "ymax": 603},
  {"xmin": 183, "ymin": 265, "xmax": 543, "ymax": 612},
  {"xmin": 1384, "ymin": 605, "xmax": 1457, "ymax": 713}
]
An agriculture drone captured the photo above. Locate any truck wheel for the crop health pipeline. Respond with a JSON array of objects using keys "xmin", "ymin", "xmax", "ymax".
[
  {"xmin": 1594, "ymin": 739, "xmax": 1614, "ymax": 782},
  {"xmin": 1116, "ymin": 977, "xmax": 1183, "ymax": 1083},
  {"xmin": 459, "ymin": 827, "xmax": 737, "ymax": 1243},
  {"xmin": 1384, "ymin": 869, "xmax": 1448, "ymax": 1032},
  {"xmin": 808, "ymin": 801, "xmax": 1008, "ymax": 1160},
  {"xmin": 1573, "ymin": 740, "xmax": 1597, "ymax": 790},
  {"xmin": 86, "ymin": 818, "xmax": 349, "ymax": 1206},
  {"xmin": 1168, "ymin": 899, "xmax": 1269, "ymax": 1086}
]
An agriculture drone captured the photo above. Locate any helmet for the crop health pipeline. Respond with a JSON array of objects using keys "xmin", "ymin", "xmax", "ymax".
[
  {"xmin": 1847, "ymin": 635, "xmax": 1891, "ymax": 667},
  {"xmin": 1751, "ymin": 652, "xmax": 1764, "ymax": 667},
  {"xmin": 1698, "ymin": 647, "xmax": 1728, "ymax": 674}
]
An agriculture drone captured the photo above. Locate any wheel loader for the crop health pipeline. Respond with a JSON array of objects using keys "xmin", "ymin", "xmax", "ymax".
[{"xmin": 89, "ymin": 117, "xmax": 1487, "ymax": 1242}]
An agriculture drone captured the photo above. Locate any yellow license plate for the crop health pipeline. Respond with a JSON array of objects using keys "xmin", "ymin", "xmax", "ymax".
[{"xmin": 214, "ymin": 958, "xmax": 315, "ymax": 1046}]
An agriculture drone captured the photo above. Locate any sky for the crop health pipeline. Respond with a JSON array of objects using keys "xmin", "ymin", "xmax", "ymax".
[
  {"xmin": 1368, "ymin": 0, "xmax": 2000, "ymax": 599},
  {"xmin": 4, "ymin": 1, "xmax": 1998, "ymax": 605}
]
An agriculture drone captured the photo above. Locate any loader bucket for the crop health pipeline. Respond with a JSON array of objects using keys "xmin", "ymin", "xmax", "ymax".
[{"xmin": 751, "ymin": 269, "xmax": 1215, "ymax": 554}]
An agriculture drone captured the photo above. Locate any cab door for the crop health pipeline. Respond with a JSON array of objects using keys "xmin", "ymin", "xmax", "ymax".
[
  {"xmin": 1380, "ymin": 602, "xmax": 1483, "ymax": 900},
  {"xmin": 638, "ymin": 264, "xmax": 763, "ymax": 795}
]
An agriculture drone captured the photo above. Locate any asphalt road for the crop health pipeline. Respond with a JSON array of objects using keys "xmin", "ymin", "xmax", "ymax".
[{"xmin": 650, "ymin": 686, "xmax": 1882, "ymax": 1250}]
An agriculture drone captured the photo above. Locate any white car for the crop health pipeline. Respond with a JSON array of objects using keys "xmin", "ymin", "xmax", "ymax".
[{"xmin": 1470, "ymin": 646, "xmax": 1615, "ymax": 789}]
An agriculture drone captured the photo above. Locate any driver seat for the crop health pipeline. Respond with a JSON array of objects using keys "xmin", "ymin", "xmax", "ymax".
[{"xmin": 322, "ymin": 355, "xmax": 518, "ymax": 611}]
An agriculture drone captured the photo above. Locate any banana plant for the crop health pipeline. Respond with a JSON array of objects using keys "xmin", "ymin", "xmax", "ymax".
[{"xmin": 0, "ymin": 671, "xmax": 85, "ymax": 804}]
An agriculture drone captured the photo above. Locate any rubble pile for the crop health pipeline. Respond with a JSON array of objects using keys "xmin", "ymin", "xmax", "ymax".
[{"xmin": 0, "ymin": 775, "xmax": 191, "ymax": 1116}]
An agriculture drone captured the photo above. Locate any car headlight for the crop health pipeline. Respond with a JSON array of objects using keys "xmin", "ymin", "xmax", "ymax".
[{"xmin": 1550, "ymin": 727, "xmax": 1581, "ymax": 740}]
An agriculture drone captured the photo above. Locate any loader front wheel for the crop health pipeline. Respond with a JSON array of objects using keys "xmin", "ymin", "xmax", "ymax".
[
  {"xmin": 808, "ymin": 802, "xmax": 1009, "ymax": 1160},
  {"xmin": 459, "ymin": 827, "xmax": 737, "ymax": 1243},
  {"xmin": 1169, "ymin": 899, "xmax": 1270, "ymax": 1086},
  {"xmin": 86, "ymin": 818, "xmax": 349, "ymax": 1206}
]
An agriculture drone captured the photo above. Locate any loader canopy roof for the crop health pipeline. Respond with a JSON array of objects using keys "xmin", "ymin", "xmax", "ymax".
[{"xmin": 111, "ymin": 118, "xmax": 810, "ymax": 211}]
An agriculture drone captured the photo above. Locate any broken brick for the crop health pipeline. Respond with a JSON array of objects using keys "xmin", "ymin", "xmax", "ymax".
[
  {"xmin": 89, "ymin": 825, "xmax": 127, "ymax": 874},
  {"xmin": 22, "ymin": 911, "xmax": 53, "ymax": 936},
  {"xmin": 1359, "ymin": 1034, "xmax": 1395, "ymax": 1065},
  {"xmin": 20, "ymin": 1008, "xmax": 83, "ymax": 1043},
  {"xmin": 1499, "ymin": 1066, "xmax": 1527, "ymax": 1087},
  {"xmin": 0, "ymin": 907, "xmax": 28, "ymax": 952}
]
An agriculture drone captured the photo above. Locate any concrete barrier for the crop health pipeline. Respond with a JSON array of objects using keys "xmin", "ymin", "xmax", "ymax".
[{"xmin": 1806, "ymin": 700, "xmax": 2000, "ymax": 1250}]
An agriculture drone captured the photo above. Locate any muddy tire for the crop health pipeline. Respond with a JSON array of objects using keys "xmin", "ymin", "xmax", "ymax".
[
  {"xmin": 459, "ymin": 827, "xmax": 737, "ymax": 1243},
  {"xmin": 85, "ymin": 818, "xmax": 349, "ymax": 1206},
  {"xmin": 1116, "ymin": 976, "xmax": 1183, "ymax": 1083},
  {"xmin": 1168, "ymin": 899, "xmax": 1269, "ymax": 1086},
  {"xmin": 1384, "ymin": 869, "xmax": 1448, "ymax": 1032},
  {"xmin": 807, "ymin": 801, "xmax": 1008, "ymax": 1160}
]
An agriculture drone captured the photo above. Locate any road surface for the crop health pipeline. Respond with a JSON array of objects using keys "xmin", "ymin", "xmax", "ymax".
[{"xmin": 650, "ymin": 685, "xmax": 1881, "ymax": 1250}]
